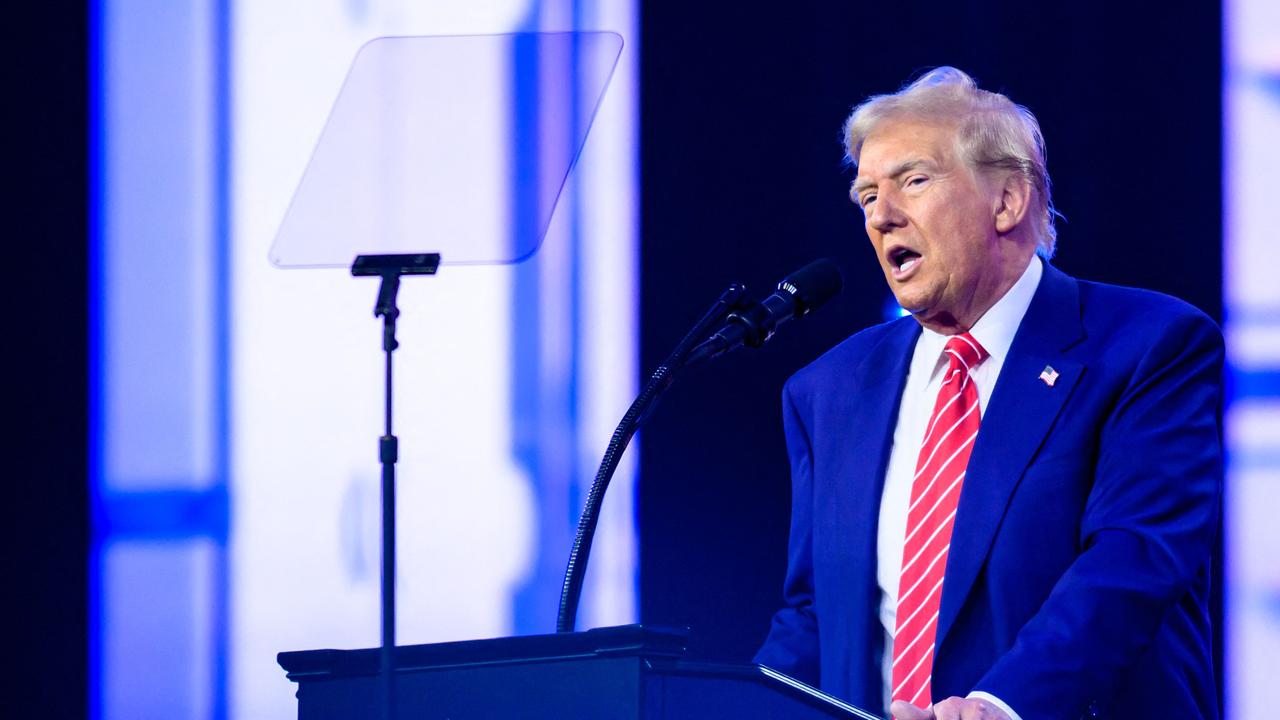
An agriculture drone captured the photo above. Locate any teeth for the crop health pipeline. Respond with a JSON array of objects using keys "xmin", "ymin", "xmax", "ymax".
[{"xmin": 899, "ymin": 257, "xmax": 919, "ymax": 273}]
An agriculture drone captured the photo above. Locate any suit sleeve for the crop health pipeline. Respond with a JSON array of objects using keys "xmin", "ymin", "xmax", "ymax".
[
  {"xmin": 973, "ymin": 309, "xmax": 1224, "ymax": 719},
  {"xmin": 753, "ymin": 379, "xmax": 822, "ymax": 686}
]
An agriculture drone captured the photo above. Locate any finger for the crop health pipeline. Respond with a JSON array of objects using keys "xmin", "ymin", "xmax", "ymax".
[
  {"xmin": 959, "ymin": 698, "xmax": 1008, "ymax": 720},
  {"xmin": 890, "ymin": 699, "xmax": 934, "ymax": 720},
  {"xmin": 931, "ymin": 697, "xmax": 964, "ymax": 720}
]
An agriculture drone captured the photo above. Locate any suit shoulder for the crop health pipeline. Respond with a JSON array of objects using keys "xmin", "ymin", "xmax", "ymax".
[
  {"xmin": 784, "ymin": 315, "xmax": 915, "ymax": 397},
  {"xmin": 1075, "ymin": 279, "xmax": 1221, "ymax": 342}
]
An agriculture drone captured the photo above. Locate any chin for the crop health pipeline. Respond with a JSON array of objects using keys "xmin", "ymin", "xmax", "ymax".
[
  {"xmin": 891, "ymin": 293, "xmax": 927, "ymax": 315},
  {"xmin": 891, "ymin": 283, "xmax": 942, "ymax": 319}
]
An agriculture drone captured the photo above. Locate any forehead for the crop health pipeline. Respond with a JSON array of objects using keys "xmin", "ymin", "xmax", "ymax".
[{"xmin": 854, "ymin": 119, "xmax": 960, "ymax": 179}]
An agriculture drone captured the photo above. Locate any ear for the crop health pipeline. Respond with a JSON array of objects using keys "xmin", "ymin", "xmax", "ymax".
[{"xmin": 994, "ymin": 173, "xmax": 1032, "ymax": 235}]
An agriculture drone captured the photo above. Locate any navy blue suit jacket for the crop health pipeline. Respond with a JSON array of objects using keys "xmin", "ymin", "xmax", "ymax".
[{"xmin": 755, "ymin": 263, "xmax": 1222, "ymax": 720}]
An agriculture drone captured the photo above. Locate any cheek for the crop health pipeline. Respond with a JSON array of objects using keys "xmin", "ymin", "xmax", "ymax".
[
  {"xmin": 946, "ymin": 199, "xmax": 992, "ymax": 239},
  {"xmin": 923, "ymin": 210, "xmax": 977, "ymax": 263}
]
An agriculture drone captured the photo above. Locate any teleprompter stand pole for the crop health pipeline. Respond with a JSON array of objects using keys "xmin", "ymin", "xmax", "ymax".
[{"xmin": 351, "ymin": 252, "xmax": 442, "ymax": 720}]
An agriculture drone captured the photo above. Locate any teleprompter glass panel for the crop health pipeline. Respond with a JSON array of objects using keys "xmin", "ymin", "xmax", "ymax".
[{"xmin": 269, "ymin": 31, "xmax": 623, "ymax": 268}]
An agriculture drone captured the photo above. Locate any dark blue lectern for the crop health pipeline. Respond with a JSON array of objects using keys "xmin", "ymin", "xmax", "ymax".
[{"xmin": 278, "ymin": 625, "xmax": 881, "ymax": 719}]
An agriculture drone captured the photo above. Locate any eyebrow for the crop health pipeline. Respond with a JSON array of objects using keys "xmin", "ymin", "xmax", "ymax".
[{"xmin": 851, "ymin": 158, "xmax": 934, "ymax": 198}]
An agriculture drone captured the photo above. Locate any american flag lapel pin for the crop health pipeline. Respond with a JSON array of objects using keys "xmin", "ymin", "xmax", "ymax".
[{"xmin": 1039, "ymin": 365, "xmax": 1060, "ymax": 387}]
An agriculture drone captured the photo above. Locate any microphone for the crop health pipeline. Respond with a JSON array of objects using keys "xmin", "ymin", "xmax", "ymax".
[{"xmin": 687, "ymin": 259, "xmax": 843, "ymax": 365}]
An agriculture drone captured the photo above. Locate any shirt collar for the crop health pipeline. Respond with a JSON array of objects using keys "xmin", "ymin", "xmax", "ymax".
[{"xmin": 918, "ymin": 254, "xmax": 1044, "ymax": 378}]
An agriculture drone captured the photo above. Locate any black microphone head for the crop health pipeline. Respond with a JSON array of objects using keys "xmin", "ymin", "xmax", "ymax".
[{"xmin": 777, "ymin": 259, "xmax": 844, "ymax": 314}]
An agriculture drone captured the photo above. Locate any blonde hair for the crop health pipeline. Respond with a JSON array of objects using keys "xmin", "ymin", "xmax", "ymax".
[{"xmin": 843, "ymin": 67, "xmax": 1058, "ymax": 257}]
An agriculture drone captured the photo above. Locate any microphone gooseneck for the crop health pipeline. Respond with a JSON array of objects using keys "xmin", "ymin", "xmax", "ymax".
[
  {"xmin": 556, "ymin": 283, "xmax": 749, "ymax": 633},
  {"xmin": 556, "ymin": 259, "xmax": 843, "ymax": 633}
]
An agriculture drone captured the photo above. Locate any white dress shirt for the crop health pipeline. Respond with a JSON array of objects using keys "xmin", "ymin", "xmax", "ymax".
[{"xmin": 876, "ymin": 255, "xmax": 1043, "ymax": 720}]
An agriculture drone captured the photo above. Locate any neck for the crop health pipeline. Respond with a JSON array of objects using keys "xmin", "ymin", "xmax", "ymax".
[{"xmin": 915, "ymin": 244, "xmax": 1036, "ymax": 335}]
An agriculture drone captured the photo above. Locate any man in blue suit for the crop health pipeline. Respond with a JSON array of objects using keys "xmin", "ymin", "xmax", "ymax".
[{"xmin": 754, "ymin": 68, "xmax": 1222, "ymax": 720}]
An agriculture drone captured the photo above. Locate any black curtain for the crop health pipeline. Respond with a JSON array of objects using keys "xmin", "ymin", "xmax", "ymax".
[{"xmin": 7, "ymin": 1, "xmax": 90, "ymax": 718}]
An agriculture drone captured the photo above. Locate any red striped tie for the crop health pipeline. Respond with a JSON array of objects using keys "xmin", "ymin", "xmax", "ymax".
[{"xmin": 891, "ymin": 332, "xmax": 988, "ymax": 712}]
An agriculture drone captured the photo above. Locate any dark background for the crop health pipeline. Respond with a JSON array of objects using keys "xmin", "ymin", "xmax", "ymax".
[
  {"xmin": 638, "ymin": 0, "xmax": 1222, "ymax": 664},
  {"xmin": 8, "ymin": 1, "xmax": 90, "ymax": 718},
  {"xmin": 10, "ymin": 0, "xmax": 1221, "ymax": 716}
]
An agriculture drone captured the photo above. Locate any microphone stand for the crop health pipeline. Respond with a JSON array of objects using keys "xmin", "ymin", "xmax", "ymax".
[
  {"xmin": 351, "ymin": 253, "xmax": 442, "ymax": 720},
  {"xmin": 556, "ymin": 283, "xmax": 748, "ymax": 633}
]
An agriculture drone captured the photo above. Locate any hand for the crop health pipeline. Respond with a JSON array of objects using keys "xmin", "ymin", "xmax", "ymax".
[{"xmin": 890, "ymin": 697, "xmax": 1011, "ymax": 720}]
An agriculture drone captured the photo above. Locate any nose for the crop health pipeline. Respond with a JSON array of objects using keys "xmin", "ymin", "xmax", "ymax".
[{"xmin": 867, "ymin": 189, "xmax": 905, "ymax": 233}]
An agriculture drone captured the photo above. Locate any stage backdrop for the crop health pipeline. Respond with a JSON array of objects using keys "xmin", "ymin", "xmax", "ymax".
[{"xmin": 87, "ymin": 0, "xmax": 1280, "ymax": 718}]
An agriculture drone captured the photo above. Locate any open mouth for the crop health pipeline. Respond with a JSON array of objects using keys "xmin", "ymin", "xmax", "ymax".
[{"xmin": 888, "ymin": 246, "xmax": 922, "ymax": 276}]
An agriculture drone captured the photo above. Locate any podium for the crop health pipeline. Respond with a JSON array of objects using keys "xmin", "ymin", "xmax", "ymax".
[{"xmin": 278, "ymin": 625, "xmax": 881, "ymax": 719}]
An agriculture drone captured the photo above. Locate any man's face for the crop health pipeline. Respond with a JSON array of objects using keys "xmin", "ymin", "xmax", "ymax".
[{"xmin": 852, "ymin": 119, "xmax": 1019, "ymax": 332}]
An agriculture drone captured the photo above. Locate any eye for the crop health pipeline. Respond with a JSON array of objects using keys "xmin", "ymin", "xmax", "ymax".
[
  {"xmin": 906, "ymin": 175, "xmax": 928, "ymax": 187},
  {"xmin": 861, "ymin": 193, "xmax": 877, "ymax": 207}
]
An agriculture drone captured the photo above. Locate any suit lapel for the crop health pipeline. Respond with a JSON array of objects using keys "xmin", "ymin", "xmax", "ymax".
[
  {"xmin": 842, "ymin": 318, "xmax": 921, "ymax": 516},
  {"xmin": 935, "ymin": 263, "xmax": 1087, "ymax": 647},
  {"xmin": 823, "ymin": 317, "xmax": 918, "ymax": 704},
  {"xmin": 830, "ymin": 316, "xmax": 920, "ymax": 570}
]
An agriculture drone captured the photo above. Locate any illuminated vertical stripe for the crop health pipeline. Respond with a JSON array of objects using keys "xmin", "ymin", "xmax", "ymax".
[
  {"xmin": 1224, "ymin": 0, "xmax": 1280, "ymax": 716},
  {"xmin": 210, "ymin": 3, "xmax": 232, "ymax": 716},
  {"xmin": 572, "ymin": 0, "xmax": 640, "ymax": 629},
  {"xmin": 510, "ymin": 2, "xmax": 639, "ymax": 635},
  {"xmin": 90, "ymin": 0, "xmax": 231, "ymax": 717}
]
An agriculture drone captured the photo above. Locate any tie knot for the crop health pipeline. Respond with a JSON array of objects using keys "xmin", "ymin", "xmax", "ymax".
[{"xmin": 944, "ymin": 333, "xmax": 988, "ymax": 371}]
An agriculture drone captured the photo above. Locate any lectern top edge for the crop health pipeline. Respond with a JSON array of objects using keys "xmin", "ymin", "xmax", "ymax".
[{"xmin": 277, "ymin": 624, "xmax": 689, "ymax": 680}]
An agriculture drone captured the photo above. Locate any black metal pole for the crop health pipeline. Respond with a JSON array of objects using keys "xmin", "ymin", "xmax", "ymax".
[
  {"xmin": 352, "ymin": 253, "xmax": 439, "ymax": 720},
  {"xmin": 377, "ymin": 273, "xmax": 399, "ymax": 720}
]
